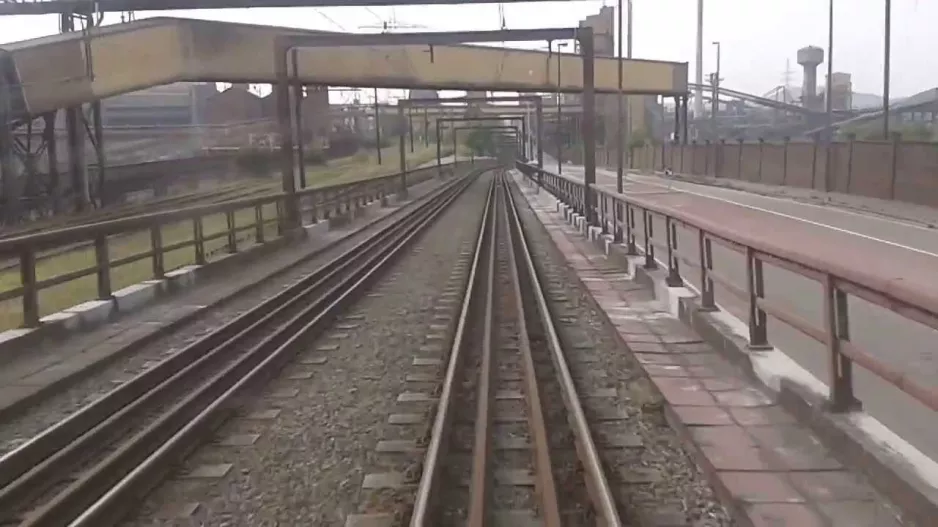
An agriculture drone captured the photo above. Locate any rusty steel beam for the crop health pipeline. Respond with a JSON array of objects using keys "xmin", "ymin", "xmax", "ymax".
[
  {"xmin": 437, "ymin": 117, "xmax": 525, "ymax": 169},
  {"xmin": 275, "ymin": 26, "xmax": 595, "ymax": 230},
  {"xmin": 403, "ymin": 95, "xmax": 544, "ymax": 175}
]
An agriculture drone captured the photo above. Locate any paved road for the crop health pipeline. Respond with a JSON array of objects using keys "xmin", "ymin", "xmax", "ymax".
[{"xmin": 546, "ymin": 157, "xmax": 938, "ymax": 462}]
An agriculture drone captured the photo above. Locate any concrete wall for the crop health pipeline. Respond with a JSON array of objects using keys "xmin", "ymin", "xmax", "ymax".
[{"xmin": 631, "ymin": 139, "xmax": 938, "ymax": 208}]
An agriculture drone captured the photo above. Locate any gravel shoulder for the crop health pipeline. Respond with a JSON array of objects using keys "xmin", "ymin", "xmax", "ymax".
[
  {"xmin": 508, "ymin": 178, "xmax": 735, "ymax": 526},
  {"xmin": 118, "ymin": 171, "xmax": 494, "ymax": 527},
  {"xmin": 0, "ymin": 174, "xmax": 453, "ymax": 456}
]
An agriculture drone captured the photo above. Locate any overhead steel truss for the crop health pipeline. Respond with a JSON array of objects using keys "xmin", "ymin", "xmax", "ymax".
[{"xmin": 275, "ymin": 27, "xmax": 598, "ymax": 232}]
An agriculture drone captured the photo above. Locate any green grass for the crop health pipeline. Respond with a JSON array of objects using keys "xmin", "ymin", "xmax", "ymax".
[{"xmin": 0, "ymin": 145, "xmax": 445, "ymax": 331}]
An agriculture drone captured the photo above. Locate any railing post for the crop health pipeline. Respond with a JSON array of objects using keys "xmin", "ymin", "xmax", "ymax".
[
  {"xmin": 276, "ymin": 200, "xmax": 285, "ymax": 235},
  {"xmin": 746, "ymin": 248, "xmax": 769, "ymax": 348},
  {"xmin": 150, "ymin": 226, "xmax": 164, "ymax": 279},
  {"xmin": 824, "ymin": 275, "xmax": 860, "ymax": 412},
  {"xmin": 20, "ymin": 249, "xmax": 39, "ymax": 328},
  {"xmin": 626, "ymin": 204, "xmax": 637, "ymax": 255},
  {"xmin": 600, "ymin": 194, "xmax": 608, "ymax": 234},
  {"xmin": 226, "ymin": 210, "xmax": 237, "ymax": 253},
  {"xmin": 665, "ymin": 217, "xmax": 683, "ymax": 286},
  {"xmin": 643, "ymin": 210, "xmax": 656, "ymax": 269},
  {"xmin": 94, "ymin": 234, "xmax": 112, "ymax": 300},
  {"xmin": 193, "ymin": 217, "xmax": 206, "ymax": 265},
  {"xmin": 698, "ymin": 231, "xmax": 716, "ymax": 311},
  {"xmin": 613, "ymin": 199, "xmax": 623, "ymax": 243},
  {"xmin": 255, "ymin": 204, "xmax": 265, "ymax": 243}
]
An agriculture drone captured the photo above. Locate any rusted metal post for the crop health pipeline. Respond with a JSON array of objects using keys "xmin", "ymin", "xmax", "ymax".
[
  {"xmin": 94, "ymin": 234, "xmax": 111, "ymax": 300},
  {"xmin": 580, "ymin": 27, "xmax": 597, "ymax": 226},
  {"xmin": 423, "ymin": 108, "xmax": 429, "ymax": 147},
  {"xmin": 274, "ymin": 43, "xmax": 300, "ymax": 229},
  {"xmin": 824, "ymin": 276, "xmax": 860, "ymax": 412},
  {"xmin": 291, "ymin": 50, "xmax": 307, "ymax": 190},
  {"xmin": 255, "ymin": 204, "xmax": 265, "ymax": 243},
  {"xmin": 20, "ymin": 249, "xmax": 39, "ymax": 327},
  {"xmin": 193, "ymin": 217, "xmax": 206, "ymax": 265},
  {"xmin": 398, "ymin": 104, "xmax": 407, "ymax": 196},
  {"xmin": 536, "ymin": 99, "xmax": 544, "ymax": 173},
  {"xmin": 226, "ymin": 210, "xmax": 237, "ymax": 253},
  {"xmin": 643, "ymin": 210, "xmax": 656, "ymax": 269},
  {"xmin": 374, "ymin": 88, "xmax": 382, "ymax": 165},
  {"xmin": 150, "ymin": 226, "xmax": 164, "ymax": 279},
  {"xmin": 665, "ymin": 217, "xmax": 683, "ymax": 286},
  {"xmin": 43, "ymin": 112, "xmax": 62, "ymax": 213},
  {"xmin": 435, "ymin": 119, "xmax": 442, "ymax": 176},
  {"xmin": 90, "ymin": 100, "xmax": 106, "ymax": 206},
  {"xmin": 698, "ymin": 231, "xmax": 715, "ymax": 310},
  {"xmin": 408, "ymin": 110, "xmax": 415, "ymax": 153},
  {"xmin": 747, "ymin": 249, "xmax": 769, "ymax": 348}
]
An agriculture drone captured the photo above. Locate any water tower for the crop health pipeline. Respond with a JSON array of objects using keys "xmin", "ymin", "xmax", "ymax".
[{"xmin": 797, "ymin": 46, "xmax": 824, "ymax": 110}]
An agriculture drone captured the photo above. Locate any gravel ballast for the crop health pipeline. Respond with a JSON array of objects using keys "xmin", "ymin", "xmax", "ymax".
[
  {"xmin": 0, "ymin": 175, "xmax": 454, "ymax": 456},
  {"xmin": 119, "ymin": 171, "xmax": 495, "ymax": 526},
  {"xmin": 508, "ymin": 179, "xmax": 735, "ymax": 526}
]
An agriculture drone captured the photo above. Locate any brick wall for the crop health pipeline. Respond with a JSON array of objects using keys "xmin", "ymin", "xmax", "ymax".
[{"xmin": 630, "ymin": 139, "xmax": 938, "ymax": 208}]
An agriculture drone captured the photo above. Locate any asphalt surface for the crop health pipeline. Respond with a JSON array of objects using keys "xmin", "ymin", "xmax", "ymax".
[{"xmin": 547, "ymin": 156, "xmax": 938, "ymax": 463}]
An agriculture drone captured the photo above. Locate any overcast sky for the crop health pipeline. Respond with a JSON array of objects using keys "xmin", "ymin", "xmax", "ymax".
[{"xmin": 0, "ymin": 0, "xmax": 933, "ymax": 100}]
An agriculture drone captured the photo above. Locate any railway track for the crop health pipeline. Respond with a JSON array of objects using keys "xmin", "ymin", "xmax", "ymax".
[
  {"xmin": 0, "ymin": 166, "xmax": 485, "ymax": 527},
  {"xmin": 350, "ymin": 172, "xmax": 624, "ymax": 526}
]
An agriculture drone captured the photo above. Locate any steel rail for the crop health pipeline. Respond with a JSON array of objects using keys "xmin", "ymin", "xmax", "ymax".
[
  {"xmin": 499, "ymin": 176, "xmax": 564, "ymax": 526},
  {"xmin": 466, "ymin": 174, "xmax": 498, "ymax": 527},
  {"xmin": 503, "ymin": 177, "xmax": 623, "ymax": 526},
  {"xmin": 1, "ymin": 170, "xmax": 481, "ymax": 526},
  {"xmin": 65, "ymin": 166, "xmax": 491, "ymax": 527},
  {"xmin": 410, "ymin": 176, "xmax": 496, "ymax": 526}
]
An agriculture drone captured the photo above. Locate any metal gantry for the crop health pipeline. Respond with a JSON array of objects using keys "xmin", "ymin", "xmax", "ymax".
[{"xmin": 275, "ymin": 27, "xmax": 597, "ymax": 229}]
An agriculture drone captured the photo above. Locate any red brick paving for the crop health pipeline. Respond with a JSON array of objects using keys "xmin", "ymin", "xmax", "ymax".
[{"xmin": 515, "ymin": 179, "xmax": 905, "ymax": 527}]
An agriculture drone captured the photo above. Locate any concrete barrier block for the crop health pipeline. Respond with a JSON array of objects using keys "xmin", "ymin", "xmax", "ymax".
[
  {"xmin": 587, "ymin": 226, "xmax": 602, "ymax": 241},
  {"xmin": 113, "ymin": 282, "xmax": 160, "ymax": 313},
  {"xmin": 64, "ymin": 299, "xmax": 114, "ymax": 329}
]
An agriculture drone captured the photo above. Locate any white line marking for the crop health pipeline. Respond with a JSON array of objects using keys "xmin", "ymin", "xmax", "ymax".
[
  {"xmin": 623, "ymin": 174, "xmax": 938, "ymax": 258},
  {"xmin": 564, "ymin": 167, "xmax": 938, "ymax": 259},
  {"xmin": 624, "ymin": 171, "xmax": 938, "ymax": 232}
]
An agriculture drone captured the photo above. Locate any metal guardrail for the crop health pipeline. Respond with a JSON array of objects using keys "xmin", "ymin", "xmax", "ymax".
[
  {"xmin": 515, "ymin": 160, "xmax": 938, "ymax": 417},
  {"xmin": 0, "ymin": 162, "xmax": 456, "ymax": 328}
]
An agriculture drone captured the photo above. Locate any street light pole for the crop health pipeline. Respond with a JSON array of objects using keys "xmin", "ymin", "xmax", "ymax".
[
  {"xmin": 883, "ymin": 0, "xmax": 891, "ymax": 138},
  {"xmin": 711, "ymin": 41, "xmax": 720, "ymax": 139},
  {"xmin": 824, "ymin": 0, "xmax": 834, "ymax": 192}
]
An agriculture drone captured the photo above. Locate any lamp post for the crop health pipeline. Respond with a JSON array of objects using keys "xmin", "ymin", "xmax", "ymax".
[
  {"xmin": 824, "ymin": 0, "xmax": 834, "ymax": 192},
  {"xmin": 711, "ymin": 40, "xmax": 720, "ymax": 139}
]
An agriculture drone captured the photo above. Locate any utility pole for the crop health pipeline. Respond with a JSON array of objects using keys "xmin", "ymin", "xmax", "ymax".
[
  {"xmin": 694, "ymin": 0, "xmax": 704, "ymax": 121},
  {"xmin": 711, "ymin": 41, "xmax": 720, "ymax": 139},
  {"xmin": 374, "ymin": 87, "xmax": 382, "ymax": 164},
  {"xmin": 824, "ymin": 0, "xmax": 834, "ymax": 192},
  {"xmin": 883, "ymin": 0, "xmax": 891, "ymax": 138}
]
